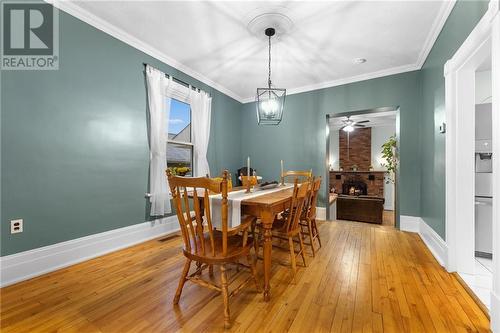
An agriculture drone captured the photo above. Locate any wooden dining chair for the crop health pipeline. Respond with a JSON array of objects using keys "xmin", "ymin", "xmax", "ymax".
[
  {"xmin": 299, "ymin": 177, "xmax": 322, "ymax": 257},
  {"xmin": 235, "ymin": 167, "xmax": 256, "ymax": 186},
  {"xmin": 280, "ymin": 170, "xmax": 313, "ymax": 221},
  {"xmin": 257, "ymin": 180, "xmax": 309, "ymax": 283},
  {"xmin": 167, "ymin": 170, "xmax": 260, "ymax": 329},
  {"xmin": 280, "ymin": 169, "xmax": 313, "ymax": 184}
]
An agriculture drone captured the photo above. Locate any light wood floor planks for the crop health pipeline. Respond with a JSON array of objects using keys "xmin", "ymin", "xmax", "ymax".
[{"xmin": 0, "ymin": 221, "xmax": 490, "ymax": 332}]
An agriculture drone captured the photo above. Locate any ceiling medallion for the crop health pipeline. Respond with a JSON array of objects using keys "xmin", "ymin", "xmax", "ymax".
[{"xmin": 246, "ymin": 8, "xmax": 294, "ymax": 40}]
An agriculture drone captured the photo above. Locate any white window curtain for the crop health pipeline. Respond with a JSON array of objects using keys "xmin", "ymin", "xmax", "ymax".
[
  {"xmin": 146, "ymin": 65, "xmax": 171, "ymax": 216},
  {"xmin": 190, "ymin": 91, "xmax": 212, "ymax": 177},
  {"xmin": 146, "ymin": 65, "xmax": 212, "ymax": 215}
]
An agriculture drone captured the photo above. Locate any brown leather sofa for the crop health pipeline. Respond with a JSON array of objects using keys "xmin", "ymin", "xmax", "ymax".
[{"xmin": 337, "ymin": 195, "xmax": 385, "ymax": 224}]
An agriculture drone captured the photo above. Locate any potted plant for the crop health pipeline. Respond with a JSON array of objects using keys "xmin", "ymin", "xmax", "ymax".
[{"xmin": 381, "ymin": 135, "xmax": 398, "ymax": 184}]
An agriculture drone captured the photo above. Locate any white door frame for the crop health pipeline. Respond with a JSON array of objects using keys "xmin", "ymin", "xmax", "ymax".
[{"xmin": 444, "ymin": 0, "xmax": 499, "ymax": 328}]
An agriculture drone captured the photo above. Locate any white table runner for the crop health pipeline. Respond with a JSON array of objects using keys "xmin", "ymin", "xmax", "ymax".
[{"xmin": 210, "ymin": 184, "xmax": 293, "ymax": 230}]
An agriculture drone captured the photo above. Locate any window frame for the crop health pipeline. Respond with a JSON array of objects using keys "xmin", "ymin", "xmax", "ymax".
[{"xmin": 166, "ymin": 98, "xmax": 194, "ymax": 177}]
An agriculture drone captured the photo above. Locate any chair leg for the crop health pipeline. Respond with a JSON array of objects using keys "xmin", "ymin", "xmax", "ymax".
[
  {"xmin": 247, "ymin": 254, "xmax": 261, "ymax": 292},
  {"xmin": 288, "ymin": 236, "xmax": 297, "ymax": 284},
  {"xmin": 307, "ymin": 219, "xmax": 316, "ymax": 257},
  {"xmin": 209, "ymin": 264, "xmax": 214, "ymax": 277},
  {"xmin": 298, "ymin": 233, "xmax": 307, "ymax": 267},
  {"xmin": 173, "ymin": 258, "xmax": 191, "ymax": 305},
  {"xmin": 220, "ymin": 264, "xmax": 231, "ymax": 328},
  {"xmin": 313, "ymin": 219, "xmax": 322, "ymax": 248}
]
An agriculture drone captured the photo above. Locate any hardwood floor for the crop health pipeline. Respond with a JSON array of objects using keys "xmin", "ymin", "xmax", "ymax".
[
  {"xmin": 382, "ymin": 210, "xmax": 395, "ymax": 227},
  {"xmin": 0, "ymin": 221, "xmax": 490, "ymax": 332}
]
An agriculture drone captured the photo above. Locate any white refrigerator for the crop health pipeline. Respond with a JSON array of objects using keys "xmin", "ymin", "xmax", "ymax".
[{"xmin": 475, "ymin": 154, "xmax": 492, "ymax": 256}]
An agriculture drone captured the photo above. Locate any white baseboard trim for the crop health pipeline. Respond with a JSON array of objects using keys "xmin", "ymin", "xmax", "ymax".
[
  {"xmin": 317, "ymin": 207, "xmax": 326, "ymax": 220},
  {"xmin": 0, "ymin": 216, "xmax": 179, "ymax": 287},
  {"xmin": 492, "ymin": 291, "xmax": 500, "ymax": 332},
  {"xmin": 400, "ymin": 215, "xmax": 420, "ymax": 232},
  {"xmin": 400, "ymin": 215, "xmax": 448, "ymax": 267},
  {"xmin": 418, "ymin": 218, "xmax": 448, "ymax": 267}
]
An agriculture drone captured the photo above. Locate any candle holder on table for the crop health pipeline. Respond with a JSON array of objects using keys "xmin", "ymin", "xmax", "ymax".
[{"xmin": 241, "ymin": 173, "xmax": 257, "ymax": 193}]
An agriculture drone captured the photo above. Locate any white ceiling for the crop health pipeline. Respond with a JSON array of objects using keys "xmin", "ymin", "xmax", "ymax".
[
  {"xmin": 56, "ymin": 1, "xmax": 454, "ymax": 102},
  {"xmin": 330, "ymin": 110, "xmax": 396, "ymax": 130}
]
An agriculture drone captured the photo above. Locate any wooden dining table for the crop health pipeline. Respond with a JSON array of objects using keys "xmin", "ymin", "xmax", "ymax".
[
  {"xmin": 191, "ymin": 185, "xmax": 294, "ymax": 301},
  {"xmin": 239, "ymin": 186, "xmax": 294, "ymax": 301}
]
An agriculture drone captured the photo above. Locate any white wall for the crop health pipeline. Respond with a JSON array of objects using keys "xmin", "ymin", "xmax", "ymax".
[
  {"xmin": 371, "ymin": 124, "xmax": 396, "ymax": 170},
  {"xmin": 372, "ymin": 125, "xmax": 396, "ymax": 210},
  {"xmin": 329, "ymin": 130, "xmax": 339, "ymax": 170}
]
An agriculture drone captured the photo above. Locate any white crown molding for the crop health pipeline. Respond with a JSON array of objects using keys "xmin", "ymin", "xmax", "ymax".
[
  {"xmin": 47, "ymin": 0, "xmax": 455, "ymax": 104},
  {"xmin": 241, "ymin": 63, "xmax": 420, "ymax": 103},
  {"xmin": 45, "ymin": 0, "xmax": 245, "ymax": 102},
  {"xmin": 416, "ymin": 0, "xmax": 457, "ymax": 68},
  {"xmin": 0, "ymin": 216, "xmax": 179, "ymax": 287},
  {"xmin": 444, "ymin": 0, "xmax": 499, "ymax": 76}
]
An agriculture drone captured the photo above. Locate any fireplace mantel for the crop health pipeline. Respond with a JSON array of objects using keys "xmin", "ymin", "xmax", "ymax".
[
  {"xmin": 330, "ymin": 170, "xmax": 386, "ymax": 174},
  {"xmin": 329, "ymin": 170, "xmax": 387, "ymax": 197}
]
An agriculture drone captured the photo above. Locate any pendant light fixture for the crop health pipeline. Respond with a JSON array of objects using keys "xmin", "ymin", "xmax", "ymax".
[{"xmin": 256, "ymin": 27, "xmax": 286, "ymax": 125}]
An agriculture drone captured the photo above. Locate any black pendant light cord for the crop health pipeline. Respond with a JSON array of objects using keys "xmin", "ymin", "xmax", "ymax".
[{"xmin": 268, "ymin": 34, "xmax": 272, "ymax": 89}]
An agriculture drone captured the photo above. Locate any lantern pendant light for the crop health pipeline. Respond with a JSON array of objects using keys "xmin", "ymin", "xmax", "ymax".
[{"xmin": 256, "ymin": 27, "xmax": 286, "ymax": 125}]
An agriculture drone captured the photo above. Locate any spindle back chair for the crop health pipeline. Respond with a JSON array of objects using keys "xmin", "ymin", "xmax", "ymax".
[
  {"xmin": 300, "ymin": 177, "xmax": 322, "ymax": 256},
  {"xmin": 167, "ymin": 169, "xmax": 259, "ymax": 328},
  {"xmin": 280, "ymin": 169, "xmax": 313, "ymax": 184}
]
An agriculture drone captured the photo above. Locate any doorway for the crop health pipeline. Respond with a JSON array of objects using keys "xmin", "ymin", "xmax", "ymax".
[
  {"xmin": 325, "ymin": 106, "xmax": 400, "ymax": 228},
  {"xmin": 444, "ymin": 1, "xmax": 499, "ymax": 325}
]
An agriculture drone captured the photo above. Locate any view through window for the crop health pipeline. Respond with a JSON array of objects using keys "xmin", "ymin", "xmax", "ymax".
[{"xmin": 166, "ymin": 99, "xmax": 192, "ymax": 176}]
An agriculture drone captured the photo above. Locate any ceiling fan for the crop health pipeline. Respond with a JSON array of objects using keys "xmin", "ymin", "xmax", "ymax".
[{"xmin": 340, "ymin": 116, "xmax": 370, "ymax": 132}]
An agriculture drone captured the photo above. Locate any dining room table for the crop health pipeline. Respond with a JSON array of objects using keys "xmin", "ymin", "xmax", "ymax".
[
  {"xmin": 192, "ymin": 184, "xmax": 295, "ymax": 302},
  {"xmin": 239, "ymin": 186, "xmax": 294, "ymax": 301}
]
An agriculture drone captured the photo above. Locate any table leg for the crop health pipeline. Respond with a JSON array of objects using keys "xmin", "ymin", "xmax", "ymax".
[{"xmin": 261, "ymin": 211, "xmax": 274, "ymax": 302}]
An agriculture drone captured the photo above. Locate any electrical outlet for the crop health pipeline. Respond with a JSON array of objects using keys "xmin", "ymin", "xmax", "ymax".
[{"xmin": 10, "ymin": 219, "xmax": 23, "ymax": 234}]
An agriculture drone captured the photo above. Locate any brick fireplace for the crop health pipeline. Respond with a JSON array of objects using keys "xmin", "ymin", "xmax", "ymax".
[
  {"xmin": 339, "ymin": 127, "xmax": 371, "ymax": 170},
  {"xmin": 342, "ymin": 178, "xmax": 368, "ymax": 196},
  {"xmin": 330, "ymin": 171, "xmax": 385, "ymax": 197}
]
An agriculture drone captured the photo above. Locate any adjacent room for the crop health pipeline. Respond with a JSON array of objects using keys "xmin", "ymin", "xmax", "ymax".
[
  {"xmin": 327, "ymin": 108, "xmax": 398, "ymax": 226},
  {"xmin": 1, "ymin": 0, "xmax": 499, "ymax": 332}
]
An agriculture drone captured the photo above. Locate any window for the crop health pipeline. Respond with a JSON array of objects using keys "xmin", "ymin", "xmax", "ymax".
[{"xmin": 166, "ymin": 99, "xmax": 193, "ymax": 176}]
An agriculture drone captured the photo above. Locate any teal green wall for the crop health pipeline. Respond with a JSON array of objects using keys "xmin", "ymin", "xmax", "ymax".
[
  {"xmin": 1, "ymin": 9, "xmax": 242, "ymax": 256},
  {"xmin": 1, "ymin": 1, "xmax": 490, "ymax": 256},
  {"xmin": 419, "ymin": 0, "xmax": 489, "ymax": 239},
  {"xmin": 241, "ymin": 70, "xmax": 422, "ymax": 218}
]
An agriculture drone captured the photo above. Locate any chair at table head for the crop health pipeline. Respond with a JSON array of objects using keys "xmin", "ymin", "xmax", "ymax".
[
  {"xmin": 241, "ymin": 175, "xmax": 258, "ymax": 187},
  {"xmin": 167, "ymin": 169, "xmax": 234, "ymax": 259},
  {"xmin": 235, "ymin": 167, "xmax": 256, "ymax": 186},
  {"xmin": 281, "ymin": 169, "xmax": 313, "ymax": 184}
]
